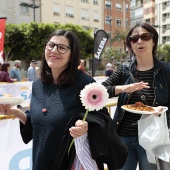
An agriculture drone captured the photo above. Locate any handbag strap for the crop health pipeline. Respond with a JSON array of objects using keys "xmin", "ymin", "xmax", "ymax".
[{"xmin": 129, "ymin": 71, "xmax": 149, "ymax": 105}]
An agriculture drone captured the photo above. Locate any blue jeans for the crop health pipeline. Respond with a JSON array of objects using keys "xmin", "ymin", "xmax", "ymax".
[{"xmin": 118, "ymin": 136, "xmax": 157, "ymax": 170}]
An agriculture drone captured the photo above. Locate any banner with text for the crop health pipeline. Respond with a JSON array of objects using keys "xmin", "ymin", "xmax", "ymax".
[
  {"xmin": 92, "ymin": 30, "xmax": 108, "ymax": 77},
  {"xmin": 0, "ymin": 17, "xmax": 7, "ymax": 64}
]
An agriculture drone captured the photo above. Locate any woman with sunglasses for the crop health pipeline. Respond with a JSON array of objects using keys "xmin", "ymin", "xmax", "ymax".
[{"xmin": 102, "ymin": 22, "xmax": 170, "ymax": 170}]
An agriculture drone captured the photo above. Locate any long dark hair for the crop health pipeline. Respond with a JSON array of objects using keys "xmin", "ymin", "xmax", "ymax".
[
  {"xmin": 1, "ymin": 63, "xmax": 10, "ymax": 72},
  {"xmin": 126, "ymin": 23, "xmax": 158, "ymax": 57},
  {"xmin": 40, "ymin": 29, "xmax": 80, "ymax": 85}
]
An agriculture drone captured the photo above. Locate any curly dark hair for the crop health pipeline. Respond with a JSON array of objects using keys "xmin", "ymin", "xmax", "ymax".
[
  {"xmin": 126, "ymin": 23, "xmax": 158, "ymax": 57},
  {"xmin": 40, "ymin": 29, "xmax": 81, "ymax": 86}
]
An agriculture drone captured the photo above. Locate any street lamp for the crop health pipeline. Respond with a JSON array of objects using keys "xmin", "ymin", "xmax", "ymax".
[
  {"xmin": 28, "ymin": 0, "xmax": 41, "ymax": 21},
  {"xmin": 19, "ymin": 0, "xmax": 40, "ymax": 22},
  {"xmin": 107, "ymin": 18, "xmax": 113, "ymax": 48}
]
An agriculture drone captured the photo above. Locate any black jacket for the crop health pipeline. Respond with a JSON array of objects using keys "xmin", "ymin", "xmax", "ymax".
[{"xmin": 51, "ymin": 108, "xmax": 128, "ymax": 170}]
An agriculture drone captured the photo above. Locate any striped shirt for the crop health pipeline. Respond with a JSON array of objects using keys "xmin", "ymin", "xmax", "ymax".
[
  {"xmin": 71, "ymin": 133, "xmax": 98, "ymax": 170},
  {"xmin": 117, "ymin": 68, "xmax": 168, "ymax": 136}
]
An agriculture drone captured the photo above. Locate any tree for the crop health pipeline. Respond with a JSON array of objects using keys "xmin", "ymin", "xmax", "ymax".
[
  {"xmin": 4, "ymin": 24, "xmax": 24, "ymax": 61},
  {"xmin": 161, "ymin": 44, "xmax": 170, "ymax": 62},
  {"xmin": 111, "ymin": 29, "xmax": 129, "ymax": 52},
  {"xmin": 104, "ymin": 48, "xmax": 127, "ymax": 62},
  {"xmin": 4, "ymin": 23, "xmax": 93, "ymax": 65},
  {"xmin": 156, "ymin": 44, "xmax": 170, "ymax": 62}
]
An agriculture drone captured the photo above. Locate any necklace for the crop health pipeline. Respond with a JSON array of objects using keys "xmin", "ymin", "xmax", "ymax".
[{"xmin": 42, "ymin": 84, "xmax": 57, "ymax": 115}]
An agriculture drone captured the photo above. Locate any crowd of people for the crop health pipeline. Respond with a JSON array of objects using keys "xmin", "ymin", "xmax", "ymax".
[
  {"xmin": 0, "ymin": 60, "xmax": 38, "ymax": 83},
  {"xmin": 0, "ymin": 23, "xmax": 170, "ymax": 170}
]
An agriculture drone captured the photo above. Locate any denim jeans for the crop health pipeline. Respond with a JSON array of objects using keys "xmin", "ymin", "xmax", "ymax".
[{"xmin": 118, "ymin": 136, "xmax": 157, "ymax": 170}]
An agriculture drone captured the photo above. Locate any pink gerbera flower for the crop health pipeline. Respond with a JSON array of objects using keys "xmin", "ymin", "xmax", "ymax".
[
  {"xmin": 68, "ymin": 82, "xmax": 108, "ymax": 155},
  {"xmin": 80, "ymin": 82, "xmax": 109, "ymax": 112}
]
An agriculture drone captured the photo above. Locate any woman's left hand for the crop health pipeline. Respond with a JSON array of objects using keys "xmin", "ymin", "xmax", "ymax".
[
  {"xmin": 153, "ymin": 106, "xmax": 164, "ymax": 116},
  {"xmin": 69, "ymin": 120, "xmax": 88, "ymax": 138}
]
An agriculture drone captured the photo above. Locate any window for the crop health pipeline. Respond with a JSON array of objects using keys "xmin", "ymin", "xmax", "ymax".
[
  {"xmin": 93, "ymin": 0, "xmax": 98, "ymax": 5},
  {"xmin": 53, "ymin": 4, "xmax": 60, "ymax": 16},
  {"xmin": 81, "ymin": 0, "xmax": 88, "ymax": 3},
  {"xmin": 105, "ymin": 0, "xmax": 111, "ymax": 8},
  {"xmin": 93, "ymin": 11, "xmax": 99, "ymax": 22},
  {"xmin": 116, "ymin": 18, "xmax": 121, "ymax": 26},
  {"xmin": 116, "ymin": 3, "xmax": 122, "ymax": 11},
  {"xmin": 145, "ymin": 0, "xmax": 150, "ymax": 3},
  {"xmin": 145, "ymin": 18, "xmax": 150, "ymax": 23},
  {"xmin": 66, "ymin": 6, "xmax": 74, "ymax": 18},
  {"xmin": 126, "ymin": 4, "xmax": 128, "ymax": 12},
  {"xmin": 81, "ymin": 9, "xmax": 89, "ymax": 20},
  {"xmin": 126, "ymin": 19, "xmax": 128, "ymax": 27},
  {"xmin": 105, "ymin": 16, "xmax": 111, "ymax": 24}
]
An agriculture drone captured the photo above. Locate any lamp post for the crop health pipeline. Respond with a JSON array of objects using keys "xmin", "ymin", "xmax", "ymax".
[
  {"xmin": 108, "ymin": 18, "xmax": 113, "ymax": 48},
  {"xmin": 28, "ymin": 0, "xmax": 41, "ymax": 22}
]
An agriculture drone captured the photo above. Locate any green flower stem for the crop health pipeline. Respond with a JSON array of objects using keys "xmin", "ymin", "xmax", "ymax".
[
  {"xmin": 83, "ymin": 109, "xmax": 89, "ymax": 121},
  {"xmin": 68, "ymin": 109, "xmax": 89, "ymax": 156}
]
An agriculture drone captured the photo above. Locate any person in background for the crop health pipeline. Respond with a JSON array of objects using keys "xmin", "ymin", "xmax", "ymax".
[
  {"xmin": 27, "ymin": 60, "xmax": 38, "ymax": 81},
  {"xmin": 78, "ymin": 59, "xmax": 86, "ymax": 73},
  {"xmin": 102, "ymin": 23, "xmax": 170, "ymax": 170},
  {"xmin": 0, "ymin": 29, "xmax": 127, "ymax": 170},
  {"xmin": 105, "ymin": 63, "xmax": 114, "ymax": 77},
  {"xmin": 0, "ymin": 63, "xmax": 17, "ymax": 82},
  {"xmin": 10, "ymin": 60, "xmax": 21, "ymax": 82}
]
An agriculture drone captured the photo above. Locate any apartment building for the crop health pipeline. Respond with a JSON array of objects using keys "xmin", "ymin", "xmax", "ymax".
[
  {"xmin": 104, "ymin": 0, "xmax": 130, "ymax": 49},
  {"xmin": 130, "ymin": 0, "xmax": 144, "ymax": 27},
  {"xmin": 41, "ymin": 0, "xmax": 104, "ymax": 33},
  {"xmin": 155, "ymin": 0, "xmax": 170, "ymax": 45},
  {"xmin": 0, "ymin": 0, "xmax": 41, "ymax": 24}
]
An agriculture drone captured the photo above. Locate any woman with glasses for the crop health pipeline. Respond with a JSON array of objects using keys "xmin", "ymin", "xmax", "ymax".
[
  {"xmin": 102, "ymin": 23, "xmax": 170, "ymax": 170},
  {"xmin": 0, "ymin": 29, "xmax": 128, "ymax": 170}
]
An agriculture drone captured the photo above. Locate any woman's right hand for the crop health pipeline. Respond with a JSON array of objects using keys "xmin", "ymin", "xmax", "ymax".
[
  {"xmin": 115, "ymin": 81, "xmax": 150, "ymax": 95},
  {"xmin": 0, "ymin": 104, "xmax": 27, "ymax": 124}
]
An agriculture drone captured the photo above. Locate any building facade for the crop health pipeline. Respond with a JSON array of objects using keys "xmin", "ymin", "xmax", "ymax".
[
  {"xmin": 130, "ymin": 0, "xmax": 170, "ymax": 45},
  {"xmin": 0, "ymin": 0, "xmax": 41, "ymax": 24},
  {"xmin": 104, "ymin": 0, "xmax": 130, "ymax": 49},
  {"xmin": 41, "ymin": 0, "xmax": 104, "ymax": 33},
  {"xmin": 155, "ymin": 0, "xmax": 170, "ymax": 45}
]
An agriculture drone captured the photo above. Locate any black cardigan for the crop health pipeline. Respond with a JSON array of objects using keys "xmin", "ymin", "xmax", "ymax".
[{"xmin": 51, "ymin": 108, "xmax": 128, "ymax": 170}]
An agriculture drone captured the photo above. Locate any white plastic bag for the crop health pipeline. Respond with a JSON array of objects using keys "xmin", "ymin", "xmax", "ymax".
[{"xmin": 138, "ymin": 112, "xmax": 170, "ymax": 164}]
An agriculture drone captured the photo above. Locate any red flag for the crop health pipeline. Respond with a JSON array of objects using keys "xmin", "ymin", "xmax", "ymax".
[{"xmin": 0, "ymin": 17, "xmax": 7, "ymax": 64}]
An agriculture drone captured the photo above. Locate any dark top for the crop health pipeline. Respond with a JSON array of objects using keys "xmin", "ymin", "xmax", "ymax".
[
  {"xmin": 105, "ymin": 69, "xmax": 113, "ymax": 77},
  {"xmin": 102, "ymin": 57, "xmax": 170, "ymax": 131},
  {"xmin": 51, "ymin": 112, "xmax": 128, "ymax": 170},
  {"xmin": 20, "ymin": 71, "xmax": 96, "ymax": 170},
  {"xmin": 0, "ymin": 71, "xmax": 14, "ymax": 82},
  {"xmin": 117, "ymin": 68, "xmax": 155, "ymax": 136}
]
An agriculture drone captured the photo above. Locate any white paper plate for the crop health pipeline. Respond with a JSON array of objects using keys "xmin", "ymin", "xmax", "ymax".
[
  {"xmin": 121, "ymin": 105, "xmax": 168, "ymax": 115},
  {"xmin": 0, "ymin": 97, "xmax": 25, "ymax": 106}
]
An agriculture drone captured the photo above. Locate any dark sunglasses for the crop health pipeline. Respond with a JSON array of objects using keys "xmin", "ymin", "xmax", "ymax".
[{"xmin": 128, "ymin": 33, "xmax": 153, "ymax": 43}]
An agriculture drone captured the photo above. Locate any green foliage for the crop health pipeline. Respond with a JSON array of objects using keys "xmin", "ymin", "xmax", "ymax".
[
  {"xmin": 111, "ymin": 29, "xmax": 129, "ymax": 52},
  {"xmin": 104, "ymin": 48, "xmax": 126, "ymax": 61},
  {"xmin": 4, "ymin": 22, "xmax": 93, "ymax": 64},
  {"xmin": 156, "ymin": 44, "xmax": 170, "ymax": 62}
]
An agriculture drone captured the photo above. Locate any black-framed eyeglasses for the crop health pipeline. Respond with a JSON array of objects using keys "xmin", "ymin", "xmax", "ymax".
[
  {"xmin": 46, "ymin": 41, "xmax": 71, "ymax": 54},
  {"xmin": 128, "ymin": 32, "xmax": 153, "ymax": 44}
]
